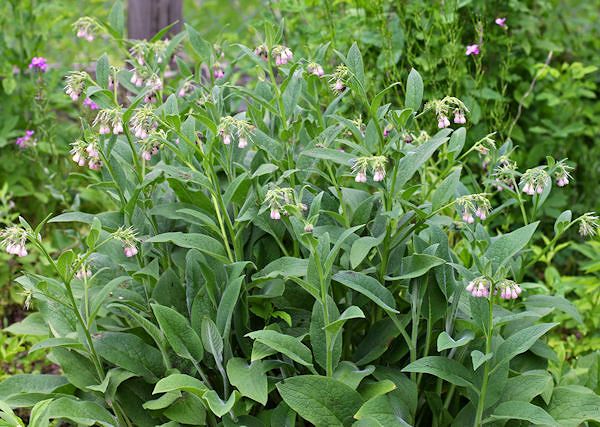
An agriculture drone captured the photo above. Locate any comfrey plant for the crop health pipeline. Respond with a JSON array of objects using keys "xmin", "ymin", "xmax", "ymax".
[{"xmin": 1, "ymin": 15, "xmax": 600, "ymax": 427}]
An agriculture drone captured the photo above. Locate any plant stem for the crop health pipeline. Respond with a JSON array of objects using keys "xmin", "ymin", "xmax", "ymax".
[{"xmin": 473, "ymin": 293, "xmax": 494, "ymax": 427}]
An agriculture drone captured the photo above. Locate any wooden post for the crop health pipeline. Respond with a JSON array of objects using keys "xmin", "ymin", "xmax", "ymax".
[{"xmin": 127, "ymin": 0, "xmax": 183, "ymax": 40}]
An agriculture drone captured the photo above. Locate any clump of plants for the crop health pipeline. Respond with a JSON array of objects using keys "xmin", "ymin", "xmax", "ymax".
[{"xmin": 1, "ymin": 10, "xmax": 599, "ymax": 427}]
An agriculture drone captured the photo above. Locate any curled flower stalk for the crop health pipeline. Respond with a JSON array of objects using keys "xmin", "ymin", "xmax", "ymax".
[
  {"xmin": 73, "ymin": 17, "xmax": 101, "ymax": 41},
  {"xmin": 113, "ymin": 226, "xmax": 140, "ymax": 257},
  {"xmin": 456, "ymin": 194, "xmax": 491, "ymax": 223},
  {"xmin": 424, "ymin": 96, "xmax": 469, "ymax": 128},
  {"xmin": 217, "ymin": 116, "xmax": 254, "ymax": 148},
  {"xmin": 329, "ymin": 65, "xmax": 349, "ymax": 93},
  {"xmin": 130, "ymin": 105, "xmax": 157, "ymax": 139},
  {"xmin": 351, "ymin": 156, "xmax": 387, "ymax": 183},
  {"xmin": 520, "ymin": 167, "xmax": 550, "ymax": 195},
  {"xmin": 64, "ymin": 71, "xmax": 89, "ymax": 101}
]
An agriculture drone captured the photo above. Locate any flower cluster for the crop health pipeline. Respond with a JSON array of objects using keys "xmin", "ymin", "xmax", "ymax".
[
  {"xmin": 554, "ymin": 159, "xmax": 573, "ymax": 187},
  {"xmin": 64, "ymin": 71, "xmax": 89, "ymax": 101},
  {"xmin": 73, "ymin": 17, "xmax": 100, "ymax": 41},
  {"xmin": 578, "ymin": 213, "xmax": 599, "ymax": 238},
  {"xmin": 272, "ymin": 45, "xmax": 293, "ymax": 66},
  {"xmin": 492, "ymin": 156, "xmax": 517, "ymax": 191},
  {"xmin": 424, "ymin": 97, "xmax": 469, "ymax": 128},
  {"xmin": 351, "ymin": 156, "xmax": 387, "ymax": 183},
  {"xmin": 497, "ymin": 279, "xmax": 522, "ymax": 300},
  {"xmin": 130, "ymin": 69, "xmax": 145, "ymax": 87},
  {"xmin": 130, "ymin": 105, "xmax": 157, "ymax": 139},
  {"xmin": 113, "ymin": 226, "xmax": 139, "ymax": 257},
  {"xmin": 520, "ymin": 167, "xmax": 550, "ymax": 195},
  {"xmin": 29, "ymin": 57, "xmax": 48, "ymax": 72},
  {"xmin": 466, "ymin": 277, "xmax": 490, "ymax": 297},
  {"xmin": 70, "ymin": 138, "xmax": 102, "ymax": 170},
  {"xmin": 75, "ymin": 256, "xmax": 93, "ymax": 280},
  {"xmin": 473, "ymin": 133, "xmax": 496, "ymax": 156},
  {"xmin": 93, "ymin": 108, "xmax": 124, "ymax": 135},
  {"xmin": 129, "ymin": 40, "xmax": 169, "ymax": 66},
  {"xmin": 15, "ymin": 130, "xmax": 35, "ymax": 149},
  {"xmin": 213, "ymin": 63, "xmax": 225, "ymax": 79},
  {"xmin": 177, "ymin": 80, "xmax": 195, "ymax": 97},
  {"xmin": 146, "ymin": 74, "xmax": 163, "ymax": 93},
  {"xmin": 264, "ymin": 187, "xmax": 305, "ymax": 220},
  {"xmin": 329, "ymin": 65, "xmax": 349, "ymax": 93},
  {"xmin": 140, "ymin": 130, "xmax": 166, "ymax": 161},
  {"xmin": 0, "ymin": 226, "xmax": 28, "ymax": 257},
  {"xmin": 218, "ymin": 116, "xmax": 254, "ymax": 148},
  {"xmin": 307, "ymin": 62, "xmax": 324, "ymax": 77},
  {"xmin": 456, "ymin": 194, "xmax": 491, "ymax": 223}
]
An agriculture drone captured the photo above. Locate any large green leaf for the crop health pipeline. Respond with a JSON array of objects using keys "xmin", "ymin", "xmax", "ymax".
[
  {"xmin": 485, "ymin": 222, "xmax": 539, "ymax": 271},
  {"xmin": 494, "ymin": 323, "xmax": 557, "ymax": 367},
  {"xmin": 489, "ymin": 401, "xmax": 558, "ymax": 426},
  {"xmin": 333, "ymin": 271, "xmax": 398, "ymax": 313},
  {"xmin": 394, "ymin": 131, "xmax": 450, "ymax": 190},
  {"xmin": 94, "ymin": 332, "xmax": 164, "ymax": 382},
  {"xmin": 146, "ymin": 232, "xmax": 228, "ymax": 262},
  {"xmin": 44, "ymin": 398, "xmax": 116, "ymax": 427},
  {"xmin": 277, "ymin": 375, "xmax": 363, "ymax": 427},
  {"xmin": 246, "ymin": 330, "xmax": 313, "ymax": 367},
  {"xmin": 153, "ymin": 374, "xmax": 208, "ymax": 398},
  {"xmin": 226, "ymin": 358, "xmax": 268, "ymax": 405},
  {"xmin": 404, "ymin": 68, "xmax": 423, "ymax": 111},
  {"xmin": 401, "ymin": 356, "xmax": 474, "ymax": 389},
  {"xmin": 152, "ymin": 304, "xmax": 204, "ymax": 362},
  {"xmin": 547, "ymin": 385, "xmax": 600, "ymax": 427}
]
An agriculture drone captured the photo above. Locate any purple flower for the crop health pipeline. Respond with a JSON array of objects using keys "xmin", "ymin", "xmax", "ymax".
[
  {"xmin": 495, "ymin": 17, "xmax": 507, "ymax": 28},
  {"xmin": 465, "ymin": 44, "xmax": 480, "ymax": 56},
  {"xmin": 83, "ymin": 98, "xmax": 99, "ymax": 110},
  {"xmin": 29, "ymin": 57, "xmax": 48, "ymax": 72},
  {"xmin": 15, "ymin": 130, "xmax": 35, "ymax": 148}
]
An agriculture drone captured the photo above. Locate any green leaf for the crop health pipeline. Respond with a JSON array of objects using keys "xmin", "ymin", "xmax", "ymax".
[
  {"xmin": 153, "ymin": 374, "xmax": 209, "ymax": 398},
  {"xmin": 0, "ymin": 375, "xmax": 68, "ymax": 404},
  {"xmin": 500, "ymin": 371, "xmax": 553, "ymax": 403},
  {"xmin": 554, "ymin": 210, "xmax": 572, "ymax": 235},
  {"xmin": 547, "ymin": 385, "xmax": 600, "ymax": 427},
  {"xmin": 96, "ymin": 54, "xmax": 109, "ymax": 89},
  {"xmin": 277, "ymin": 375, "xmax": 363, "ymax": 427},
  {"xmin": 152, "ymin": 303, "xmax": 204, "ymax": 362},
  {"xmin": 325, "ymin": 306, "xmax": 365, "ymax": 335},
  {"xmin": 107, "ymin": 1, "xmax": 124, "ymax": 37},
  {"xmin": 246, "ymin": 330, "xmax": 313, "ymax": 367},
  {"xmin": 401, "ymin": 356, "xmax": 474, "ymax": 389},
  {"xmin": 226, "ymin": 358, "xmax": 268, "ymax": 405},
  {"xmin": 201, "ymin": 317, "xmax": 223, "ymax": 363},
  {"xmin": 333, "ymin": 362, "xmax": 375, "ymax": 390},
  {"xmin": 333, "ymin": 271, "xmax": 398, "ymax": 313},
  {"xmin": 301, "ymin": 148, "xmax": 356, "ymax": 166},
  {"xmin": 185, "ymin": 24, "xmax": 212, "ymax": 59},
  {"xmin": 404, "ymin": 69, "xmax": 423, "ymax": 111},
  {"xmin": 386, "ymin": 254, "xmax": 445, "ymax": 280},
  {"xmin": 394, "ymin": 131, "xmax": 450, "ymax": 190},
  {"xmin": 43, "ymin": 398, "xmax": 116, "ymax": 426},
  {"xmin": 146, "ymin": 232, "xmax": 227, "ymax": 262},
  {"xmin": 525, "ymin": 295, "xmax": 583, "ymax": 324},
  {"xmin": 436, "ymin": 331, "xmax": 474, "ymax": 352},
  {"xmin": 216, "ymin": 276, "xmax": 242, "ymax": 336},
  {"xmin": 253, "ymin": 257, "xmax": 308, "ymax": 279},
  {"xmin": 447, "ymin": 127, "xmax": 466, "ymax": 154},
  {"xmin": 95, "ymin": 332, "xmax": 164, "ymax": 382},
  {"xmin": 350, "ymin": 236, "xmax": 383, "ymax": 269},
  {"xmin": 346, "ymin": 43, "xmax": 365, "ymax": 88},
  {"xmin": 495, "ymin": 323, "xmax": 557, "ymax": 367},
  {"xmin": 432, "ymin": 169, "xmax": 461, "ymax": 211},
  {"xmin": 485, "ymin": 222, "xmax": 539, "ymax": 271},
  {"xmin": 354, "ymin": 394, "xmax": 408, "ymax": 427},
  {"xmin": 203, "ymin": 390, "xmax": 237, "ymax": 417},
  {"xmin": 489, "ymin": 401, "xmax": 558, "ymax": 426},
  {"xmin": 470, "ymin": 350, "xmax": 493, "ymax": 370}
]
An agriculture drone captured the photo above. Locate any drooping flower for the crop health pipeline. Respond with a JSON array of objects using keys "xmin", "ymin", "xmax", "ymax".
[
  {"xmin": 329, "ymin": 65, "xmax": 349, "ymax": 93},
  {"xmin": 438, "ymin": 114, "xmax": 451, "ymax": 128},
  {"xmin": 254, "ymin": 44, "xmax": 269, "ymax": 61},
  {"xmin": 554, "ymin": 159, "xmax": 573, "ymax": 187},
  {"xmin": 304, "ymin": 223, "xmax": 314, "ymax": 233},
  {"xmin": 466, "ymin": 277, "xmax": 490, "ymax": 298},
  {"xmin": 520, "ymin": 168, "xmax": 550, "ymax": 196},
  {"xmin": 73, "ymin": 17, "xmax": 100, "ymax": 41},
  {"xmin": 307, "ymin": 62, "xmax": 324, "ymax": 77},
  {"xmin": 217, "ymin": 116, "xmax": 254, "ymax": 148},
  {"xmin": 94, "ymin": 108, "xmax": 124, "ymax": 136},
  {"xmin": 270, "ymin": 209, "xmax": 281, "ymax": 220},
  {"xmin": 456, "ymin": 194, "xmax": 491, "ymax": 224},
  {"xmin": 71, "ymin": 138, "xmax": 102, "ymax": 170},
  {"xmin": 146, "ymin": 74, "xmax": 163, "ymax": 92},
  {"xmin": 495, "ymin": 17, "xmax": 507, "ymax": 28},
  {"xmin": 64, "ymin": 71, "xmax": 89, "ymax": 101},
  {"xmin": 130, "ymin": 105, "xmax": 157, "ymax": 139},
  {"xmin": 497, "ymin": 279, "xmax": 522, "ymax": 300},
  {"xmin": 113, "ymin": 226, "xmax": 139, "ymax": 257},
  {"xmin": 453, "ymin": 109, "xmax": 466, "ymax": 124},
  {"xmin": 272, "ymin": 45, "xmax": 293, "ymax": 66},
  {"xmin": 130, "ymin": 69, "xmax": 144, "ymax": 87},
  {"xmin": 465, "ymin": 44, "xmax": 480, "ymax": 56},
  {"xmin": 264, "ymin": 187, "xmax": 302, "ymax": 221},
  {"xmin": 213, "ymin": 63, "xmax": 225, "ymax": 79},
  {"xmin": 29, "ymin": 57, "xmax": 48, "ymax": 72},
  {"xmin": 0, "ymin": 226, "xmax": 28, "ymax": 257}
]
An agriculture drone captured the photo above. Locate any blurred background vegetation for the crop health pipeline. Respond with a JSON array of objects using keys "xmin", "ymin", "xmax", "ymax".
[{"xmin": 1, "ymin": 0, "xmax": 598, "ymax": 382}]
